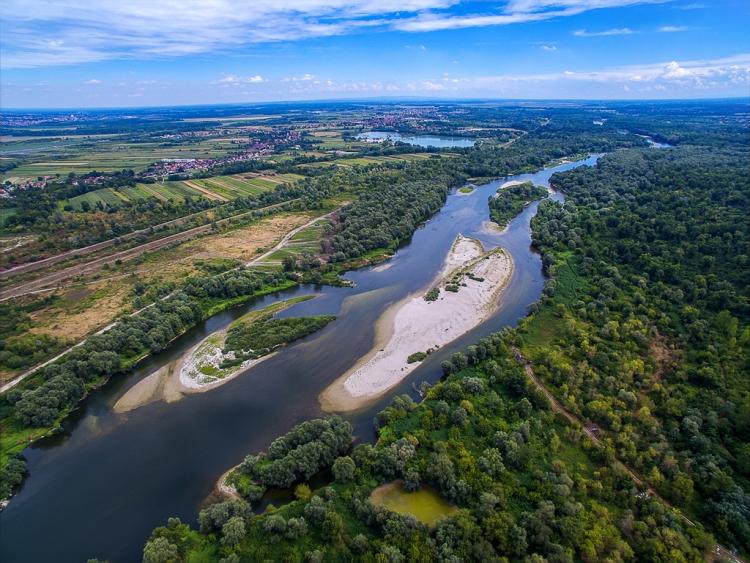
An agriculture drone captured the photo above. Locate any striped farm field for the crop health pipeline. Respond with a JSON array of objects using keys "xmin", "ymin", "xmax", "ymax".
[
  {"xmin": 59, "ymin": 182, "xmax": 207, "ymax": 210},
  {"xmin": 56, "ymin": 172, "xmax": 297, "ymax": 211},
  {"xmin": 187, "ymin": 175, "xmax": 278, "ymax": 200}
]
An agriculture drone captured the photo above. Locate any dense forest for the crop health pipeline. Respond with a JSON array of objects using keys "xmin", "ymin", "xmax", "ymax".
[
  {"xmin": 140, "ymin": 112, "xmax": 749, "ymax": 562},
  {"xmin": 144, "ymin": 342, "xmax": 713, "ymax": 561},
  {"xmin": 525, "ymin": 144, "xmax": 749, "ymax": 553},
  {"xmin": 489, "ymin": 182, "xmax": 549, "ymax": 229}
]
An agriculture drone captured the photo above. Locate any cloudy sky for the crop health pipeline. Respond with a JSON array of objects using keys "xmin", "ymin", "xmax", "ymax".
[{"xmin": 1, "ymin": 0, "xmax": 749, "ymax": 107}]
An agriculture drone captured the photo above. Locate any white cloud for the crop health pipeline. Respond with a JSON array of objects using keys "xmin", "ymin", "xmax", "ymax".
[
  {"xmin": 661, "ymin": 60, "xmax": 691, "ymax": 78},
  {"xmin": 219, "ymin": 74, "xmax": 267, "ymax": 85},
  {"xmin": 283, "ymin": 73, "xmax": 315, "ymax": 82},
  {"xmin": 381, "ymin": 53, "xmax": 750, "ymax": 99},
  {"xmin": 574, "ymin": 27, "xmax": 635, "ymax": 36},
  {"xmin": 659, "ymin": 25, "xmax": 688, "ymax": 32},
  {"xmin": 1, "ymin": 0, "xmax": 672, "ymax": 68},
  {"xmin": 505, "ymin": 0, "xmax": 666, "ymax": 11},
  {"xmin": 420, "ymin": 80, "xmax": 446, "ymax": 90},
  {"xmin": 1, "ymin": 1, "xmax": 457, "ymax": 68},
  {"xmin": 85, "ymin": 78, "xmax": 102, "ymax": 84},
  {"xmin": 541, "ymin": 45, "xmax": 558, "ymax": 51}
]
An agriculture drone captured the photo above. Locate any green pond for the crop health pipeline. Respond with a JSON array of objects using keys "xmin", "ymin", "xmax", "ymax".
[{"xmin": 370, "ymin": 482, "xmax": 457, "ymax": 526}]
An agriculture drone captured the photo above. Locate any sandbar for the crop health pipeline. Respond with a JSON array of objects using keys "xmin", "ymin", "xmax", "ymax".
[
  {"xmin": 114, "ymin": 296, "xmax": 314, "ymax": 413},
  {"xmin": 320, "ymin": 235, "xmax": 513, "ymax": 412}
]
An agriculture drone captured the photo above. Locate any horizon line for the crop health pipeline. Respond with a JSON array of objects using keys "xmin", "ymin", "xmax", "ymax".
[{"xmin": 2, "ymin": 95, "xmax": 749, "ymax": 113}]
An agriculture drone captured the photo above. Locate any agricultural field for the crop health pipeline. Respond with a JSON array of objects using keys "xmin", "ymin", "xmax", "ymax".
[
  {"xmin": 1, "ymin": 137, "xmax": 245, "ymax": 179},
  {"xmin": 58, "ymin": 181, "xmax": 208, "ymax": 210},
  {"xmin": 56, "ymin": 173, "xmax": 303, "ymax": 210},
  {"xmin": 186, "ymin": 174, "xmax": 285, "ymax": 200}
]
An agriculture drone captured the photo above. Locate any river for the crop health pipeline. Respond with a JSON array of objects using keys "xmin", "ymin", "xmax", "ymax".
[{"xmin": 0, "ymin": 155, "xmax": 600, "ymax": 563}]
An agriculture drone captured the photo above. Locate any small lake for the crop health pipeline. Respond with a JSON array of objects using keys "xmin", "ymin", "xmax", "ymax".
[
  {"xmin": 357, "ymin": 131, "xmax": 476, "ymax": 148},
  {"xmin": 0, "ymin": 154, "xmax": 600, "ymax": 563},
  {"xmin": 370, "ymin": 481, "xmax": 457, "ymax": 526}
]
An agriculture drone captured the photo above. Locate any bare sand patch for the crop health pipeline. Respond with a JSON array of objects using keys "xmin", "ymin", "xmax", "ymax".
[
  {"xmin": 113, "ymin": 359, "xmax": 184, "ymax": 413},
  {"xmin": 481, "ymin": 220, "xmax": 509, "ymax": 235},
  {"xmin": 320, "ymin": 235, "xmax": 513, "ymax": 412},
  {"xmin": 114, "ymin": 296, "xmax": 314, "ymax": 412},
  {"xmin": 499, "ymin": 179, "xmax": 527, "ymax": 190}
]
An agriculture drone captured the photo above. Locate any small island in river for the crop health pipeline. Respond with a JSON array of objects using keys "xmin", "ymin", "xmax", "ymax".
[
  {"xmin": 114, "ymin": 295, "xmax": 333, "ymax": 412},
  {"xmin": 320, "ymin": 234, "xmax": 513, "ymax": 412}
]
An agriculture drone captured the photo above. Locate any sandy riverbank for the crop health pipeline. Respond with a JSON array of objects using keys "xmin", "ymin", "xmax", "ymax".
[
  {"xmin": 320, "ymin": 235, "xmax": 513, "ymax": 412},
  {"xmin": 114, "ymin": 296, "xmax": 313, "ymax": 413},
  {"xmin": 498, "ymin": 179, "xmax": 528, "ymax": 190},
  {"xmin": 113, "ymin": 341, "xmax": 276, "ymax": 413}
]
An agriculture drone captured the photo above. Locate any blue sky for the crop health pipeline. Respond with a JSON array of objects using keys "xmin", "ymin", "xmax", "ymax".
[{"xmin": 1, "ymin": 0, "xmax": 749, "ymax": 108}]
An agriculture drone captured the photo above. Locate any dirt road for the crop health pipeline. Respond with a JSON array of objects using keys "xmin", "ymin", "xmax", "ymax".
[
  {"xmin": 0, "ymin": 199, "xmax": 300, "ymax": 301},
  {"xmin": 244, "ymin": 209, "xmax": 338, "ymax": 267},
  {"xmin": 0, "ymin": 204, "xmax": 341, "ymax": 393}
]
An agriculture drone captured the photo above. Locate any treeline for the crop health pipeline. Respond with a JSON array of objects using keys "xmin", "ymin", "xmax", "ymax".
[
  {"xmin": 330, "ymin": 179, "xmax": 452, "ymax": 261},
  {"xmin": 222, "ymin": 314, "xmax": 335, "ymax": 366},
  {"xmin": 0, "ymin": 299, "xmax": 65, "ymax": 372},
  {"xmin": 143, "ymin": 328, "xmax": 712, "ymax": 562},
  {"xmin": 459, "ymin": 120, "xmax": 646, "ymax": 180},
  {"xmin": 234, "ymin": 416, "xmax": 353, "ymax": 489},
  {"xmin": 0, "ymin": 268, "xmax": 292, "ymax": 499},
  {"xmin": 488, "ymin": 182, "xmax": 549, "ymax": 229},
  {"xmin": 527, "ymin": 144, "xmax": 749, "ymax": 552}
]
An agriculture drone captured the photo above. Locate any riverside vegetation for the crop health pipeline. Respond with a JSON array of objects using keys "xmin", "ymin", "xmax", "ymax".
[
  {"xmin": 1, "ymin": 101, "xmax": 747, "ymax": 561},
  {"xmin": 488, "ymin": 182, "xmax": 549, "ymax": 229},
  {"xmin": 141, "ymin": 106, "xmax": 749, "ymax": 561}
]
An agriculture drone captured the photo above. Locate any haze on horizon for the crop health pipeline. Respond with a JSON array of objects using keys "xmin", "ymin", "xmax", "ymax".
[{"xmin": 1, "ymin": 0, "xmax": 749, "ymax": 108}]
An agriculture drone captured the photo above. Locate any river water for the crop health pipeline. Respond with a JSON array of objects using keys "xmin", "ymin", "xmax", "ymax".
[
  {"xmin": 356, "ymin": 132, "xmax": 476, "ymax": 148},
  {"xmin": 0, "ymin": 155, "xmax": 600, "ymax": 563}
]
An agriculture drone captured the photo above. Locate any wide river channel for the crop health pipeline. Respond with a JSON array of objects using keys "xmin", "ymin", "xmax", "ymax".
[{"xmin": 0, "ymin": 155, "xmax": 600, "ymax": 563}]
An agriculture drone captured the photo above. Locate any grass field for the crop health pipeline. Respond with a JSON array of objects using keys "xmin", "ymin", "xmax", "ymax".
[
  {"xmin": 0, "ymin": 208, "xmax": 17, "ymax": 227},
  {"xmin": 297, "ymin": 152, "xmax": 436, "ymax": 171}
]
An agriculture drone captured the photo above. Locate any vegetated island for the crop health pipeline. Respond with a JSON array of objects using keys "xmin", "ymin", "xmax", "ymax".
[
  {"xmin": 489, "ymin": 181, "xmax": 549, "ymax": 229},
  {"xmin": 114, "ymin": 296, "xmax": 333, "ymax": 412},
  {"xmin": 320, "ymin": 235, "xmax": 513, "ymax": 412},
  {"xmin": 219, "ymin": 416, "xmax": 353, "ymax": 501}
]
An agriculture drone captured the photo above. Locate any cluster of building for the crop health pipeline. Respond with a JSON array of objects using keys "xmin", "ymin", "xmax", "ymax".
[
  {"xmin": 0, "ymin": 178, "xmax": 49, "ymax": 197},
  {"xmin": 143, "ymin": 130, "xmax": 301, "ymax": 180},
  {"xmin": 336, "ymin": 106, "xmax": 441, "ymax": 131},
  {"xmin": 1, "ymin": 113, "xmax": 86, "ymax": 128}
]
